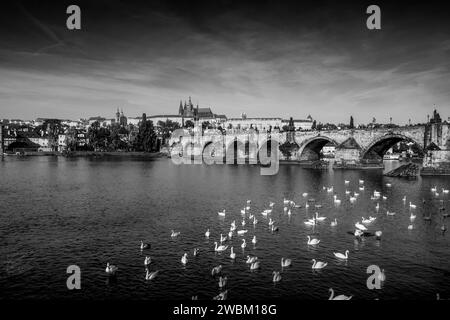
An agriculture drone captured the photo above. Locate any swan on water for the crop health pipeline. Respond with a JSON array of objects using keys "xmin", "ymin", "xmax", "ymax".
[
  {"xmin": 307, "ymin": 235, "xmax": 320, "ymax": 245},
  {"xmin": 220, "ymin": 234, "xmax": 227, "ymax": 243},
  {"xmin": 252, "ymin": 235, "xmax": 257, "ymax": 244},
  {"xmin": 242, "ymin": 219, "xmax": 246, "ymax": 227},
  {"xmin": 218, "ymin": 210, "xmax": 226, "ymax": 217},
  {"xmin": 386, "ymin": 211, "xmax": 396, "ymax": 216},
  {"xmin": 211, "ymin": 265, "xmax": 222, "ymax": 276},
  {"xmin": 311, "ymin": 259, "xmax": 327, "ymax": 269},
  {"xmin": 386, "ymin": 183, "xmax": 392, "ymax": 187},
  {"xmin": 410, "ymin": 212, "xmax": 416, "ymax": 221},
  {"xmin": 105, "ymin": 263, "xmax": 118, "ymax": 275},
  {"xmin": 304, "ymin": 218, "xmax": 316, "ymax": 226},
  {"xmin": 219, "ymin": 276, "xmax": 227, "ymax": 288},
  {"xmin": 213, "ymin": 290, "xmax": 228, "ymax": 301},
  {"xmin": 205, "ymin": 229, "xmax": 211, "ymax": 238},
  {"xmin": 281, "ymin": 258, "xmax": 292, "ymax": 267},
  {"xmin": 402, "ymin": 196, "xmax": 406, "ymax": 202},
  {"xmin": 362, "ymin": 217, "xmax": 372, "ymax": 224},
  {"xmin": 237, "ymin": 230, "xmax": 248, "ymax": 235},
  {"xmin": 333, "ymin": 250, "xmax": 349, "ymax": 260},
  {"xmin": 230, "ymin": 247, "xmax": 236, "ymax": 260},
  {"xmin": 171, "ymin": 230, "xmax": 181, "ymax": 238},
  {"xmin": 145, "ymin": 270, "xmax": 159, "ymax": 281},
  {"xmin": 214, "ymin": 242, "xmax": 228, "ymax": 252},
  {"xmin": 375, "ymin": 203, "xmax": 380, "ymax": 210},
  {"xmin": 193, "ymin": 248, "xmax": 199, "ymax": 256},
  {"xmin": 144, "ymin": 256, "xmax": 152, "ymax": 266},
  {"xmin": 241, "ymin": 239, "xmax": 247, "ymax": 249},
  {"xmin": 271, "ymin": 225, "xmax": 279, "ymax": 232},
  {"xmin": 228, "ymin": 231, "xmax": 233, "ymax": 239},
  {"xmin": 408, "ymin": 224, "xmax": 414, "ymax": 230},
  {"xmin": 359, "ymin": 179, "xmax": 364, "ymax": 184},
  {"xmin": 315, "ymin": 212, "xmax": 326, "ymax": 221},
  {"xmin": 272, "ymin": 271, "xmax": 281, "ymax": 283},
  {"xmin": 331, "ymin": 218, "xmax": 337, "ymax": 227},
  {"xmin": 355, "ymin": 222, "xmax": 367, "ymax": 231},
  {"xmin": 302, "ymin": 192, "xmax": 308, "ymax": 197},
  {"xmin": 250, "ymin": 261, "xmax": 260, "ymax": 270},
  {"xmin": 140, "ymin": 241, "xmax": 150, "ymax": 250},
  {"xmin": 328, "ymin": 288, "xmax": 352, "ymax": 300},
  {"xmin": 344, "ymin": 180, "xmax": 350, "ymax": 185},
  {"xmin": 409, "ymin": 202, "xmax": 417, "ymax": 209},
  {"xmin": 181, "ymin": 253, "xmax": 188, "ymax": 265},
  {"xmin": 246, "ymin": 255, "xmax": 258, "ymax": 264}
]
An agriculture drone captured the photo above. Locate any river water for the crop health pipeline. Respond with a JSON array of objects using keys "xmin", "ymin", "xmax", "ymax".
[{"xmin": 0, "ymin": 156, "xmax": 449, "ymax": 300}]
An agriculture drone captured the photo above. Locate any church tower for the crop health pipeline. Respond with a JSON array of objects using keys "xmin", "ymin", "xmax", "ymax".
[{"xmin": 116, "ymin": 108, "xmax": 120, "ymax": 123}]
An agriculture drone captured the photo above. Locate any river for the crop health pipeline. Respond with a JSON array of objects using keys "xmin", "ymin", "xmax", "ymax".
[{"xmin": 0, "ymin": 156, "xmax": 449, "ymax": 300}]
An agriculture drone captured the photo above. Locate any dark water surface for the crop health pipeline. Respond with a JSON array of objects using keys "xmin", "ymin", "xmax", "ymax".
[{"xmin": 0, "ymin": 157, "xmax": 449, "ymax": 300}]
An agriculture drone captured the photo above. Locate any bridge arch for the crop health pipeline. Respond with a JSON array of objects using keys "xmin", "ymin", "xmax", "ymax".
[
  {"xmin": 298, "ymin": 136, "xmax": 338, "ymax": 161},
  {"xmin": 362, "ymin": 133, "xmax": 424, "ymax": 161}
]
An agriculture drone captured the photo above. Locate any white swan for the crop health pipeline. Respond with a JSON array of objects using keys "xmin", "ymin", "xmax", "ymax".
[
  {"xmin": 409, "ymin": 202, "xmax": 416, "ymax": 209},
  {"xmin": 218, "ymin": 210, "xmax": 226, "ymax": 217},
  {"xmin": 228, "ymin": 231, "xmax": 233, "ymax": 239},
  {"xmin": 386, "ymin": 210, "xmax": 396, "ymax": 216},
  {"xmin": 410, "ymin": 212, "xmax": 416, "ymax": 221},
  {"xmin": 283, "ymin": 198, "xmax": 290, "ymax": 205},
  {"xmin": 272, "ymin": 271, "xmax": 281, "ymax": 282},
  {"xmin": 281, "ymin": 258, "xmax": 292, "ymax": 267},
  {"xmin": 219, "ymin": 276, "xmax": 227, "ymax": 288},
  {"xmin": 268, "ymin": 218, "xmax": 274, "ymax": 226},
  {"xmin": 211, "ymin": 265, "xmax": 222, "ymax": 276},
  {"xmin": 171, "ymin": 230, "xmax": 181, "ymax": 237},
  {"xmin": 302, "ymin": 192, "xmax": 308, "ymax": 197},
  {"xmin": 241, "ymin": 219, "xmax": 246, "ymax": 227},
  {"xmin": 214, "ymin": 242, "xmax": 228, "ymax": 252},
  {"xmin": 247, "ymin": 200, "xmax": 251, "ymax": 204},
  {"xmin": 359, "ymin": 179, "xmax": 364, "ymax": 184},
  {"xmin": 144, "ymin": 256, "xmax": 152, "ymax": 266},
  {"xmin": 237, "ymin": 230, "xmax": 248, "ymax": 235},
  {"xmin": 213, "ymin": 290, "xmax": 228, "ymax": 301},
  {"xmin": 246, "ymin": 255, "xmax": 258, "ymax": 264},
  {"xmin": 240, "ymin": 208, "xmax": 246, "ymax": 214},
  {"xmin": 349, "ymin": 196, "xmax": 357, "ymax": 203},
  {"xmin": 205, "ymin": 229, "xmax": 210, "ymax": 238},
  {"xmin": 315, "ymin": 212, "xmax": 326, "ymax": 221},
  {"xmin": 328, "ymin": 288, "xmax": 352, "ymax": 300},
  {"xmin": 386, "ymin": 183, "xmax": 392, "ymax": 187},
  {"xmin": 327, "ymin": 187, "xmax": 334, "ymax": 193},
  {"xmin": 105, "ymin": 263, "xmax": 118, "ymax": 275},
  {"xmin": 269, "ymin": 201, "xmax": 275, "ymax": 207},
  {"xmin": 311, "ymin": 259, "xmax": 327, "ymax": 269},
  {"xmin": 431, "ymin": 186, "xmax": 437, "ymax": 192},
  {"xmin": 375, "ymin": 203, "xmax": 380, "ymax": 210},
  {"xmin": 140, "ymin": 241, "xmax": 150, "ymax": 250},
  {"xmin": 304, "ymin": 218, "xmax": 316, "ymax": 226},
  {"xmin": 331, "ymin": 218, "xmax": 337, "ymax": 227},
  {"xmin": 252, "ymin": 235, "xmax": 257, "ymax": 244},
  {"xmin": 305, "ymin": 202, "xmax": 310, "ymax": 208},
  {"xmin": 345, "ymin": 190, "xmax": 350, "ymax": 195},
  {"xmin": 369, "ymin": 216, "xmax": 377, "ymax": 222},
  {"xmin": 230, "ymin": 247, "xmax": 236, "ymax": 259},
  {"xmin": 241, "ymin": 239, "xmax": 246, "ymax": 249},
  {"xmin": 359, "ymin": 186, "xmax": 365, "ymax": 191},
  {"xmin": 402, "ymin": 196, "xmax": 406, "ymax": 202},
  {"xmin": 250, "ymin": 261, "xmax": 260, "ymax": 270},
  {"xmin": 443, "ymin": 188, "xmax": 449, "ymax": 194},
  {"xmin": 193, "ymin": 248, "xmax": 199, "ymax": 256},
  {"xmin": 220, "ymin": 234, "xmax": 227, "ymax": 243},
  {"xmin": 307, "ymin": 235, "xmax": 320, "ymax": 245},
  {"xmin": 333, "ymin": 250, "xmax": 349, "ymax": 260},
  {"xmin": 344, "ymin": 180, "xmax": 350, "ymax": 185},
  {"xmin": 408, "ymin": 224, "xmax": 414, "ymax": 230},
  {"xmin": 361, "ymin": 217, "xmax": 372, "ymax": 224},
  {"xmin": 145, "ymin": 270, "xmax": 159, "ymax": 280},
  {"xmin": 355, "ymin": 222, "xmax": 367, "ymax": 231},
  {"xmin": 181, "ymin": 253, "xmax": 188, "ymax": 265}
]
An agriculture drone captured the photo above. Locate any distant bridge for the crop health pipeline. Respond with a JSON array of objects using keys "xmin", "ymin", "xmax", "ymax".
[{"xmin": 169, "ymin": 122, "xmax": 450, "ymax": 170}]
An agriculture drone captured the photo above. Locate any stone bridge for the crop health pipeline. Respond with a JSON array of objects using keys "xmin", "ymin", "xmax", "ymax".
[{"xmin": 169, "ymin": 122, "xmax": 450, "ymax": 169}]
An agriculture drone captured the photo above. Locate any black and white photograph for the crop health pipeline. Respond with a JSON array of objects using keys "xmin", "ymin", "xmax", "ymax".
[{"xmin": 1, "ymin": 0, "xmax": 450, "ymax": 315}]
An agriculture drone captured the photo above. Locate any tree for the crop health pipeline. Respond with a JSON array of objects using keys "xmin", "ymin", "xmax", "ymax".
[
  {"xmin": 158, "ymin": 119, "xmax": 180, "ymax": 142},
  {"xmin": 134, "ymin": 120, "xmax": 156, "ymax": 152},
  {"xmin": 349, "ymin": 116, "xmax": 354, "ymax": 129},
  {"xmin": 311, "ymin": 120, "xmax": 317, "ymax": 130},
  {"xmin": 42, "ymin": 119, "xmax": 62, "ymax": 151}
]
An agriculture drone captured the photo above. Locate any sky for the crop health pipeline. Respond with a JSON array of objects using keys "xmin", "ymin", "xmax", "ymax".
[{"xmin": 0, "ymin": 0, "xmax": 449, "ymax": 125}]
